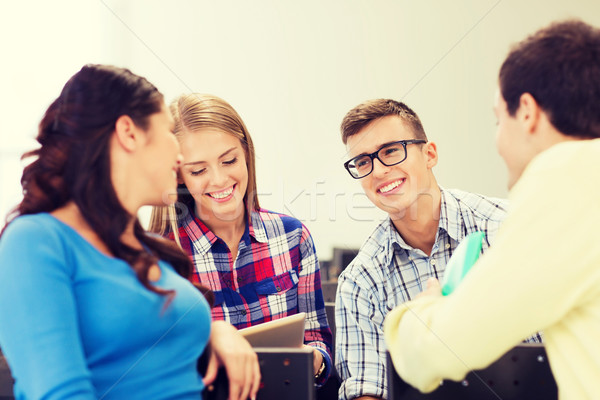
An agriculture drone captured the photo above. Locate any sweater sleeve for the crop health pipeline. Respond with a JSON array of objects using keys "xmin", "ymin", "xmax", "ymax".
[
  {"xmin": 296, "ymin": 224, "xmax": 333, "ymax": 385},
  {"xmin": 0, "ymin": 217, "xmax": 96, "ymax": 399},
  {"xmin": 384, "ymin": 148, "xmax": 600, "ymax": 393}
]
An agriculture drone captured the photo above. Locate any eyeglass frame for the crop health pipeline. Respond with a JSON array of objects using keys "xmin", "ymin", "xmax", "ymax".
[{"xmin": 343, "ymin": 139, "xmax": 427, "ymax": 179}]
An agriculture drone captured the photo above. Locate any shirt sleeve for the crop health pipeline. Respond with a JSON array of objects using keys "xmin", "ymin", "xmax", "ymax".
[
  {"xmin": 0, "ymin": 217, "xmax": 96, "ymax": 399},
  {"xmin": 296, "ymin": 224, "xmax": 333, "ymax": 386},
  {"xmin": 335, "ymin": 269, "xmax": 388, "ymax": 399},
  {"xmin": 383, "ymin": 152, "xmax": 600, "ymax": 393}
]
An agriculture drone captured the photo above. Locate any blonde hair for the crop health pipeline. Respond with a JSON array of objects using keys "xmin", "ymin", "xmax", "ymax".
[{"xmin": 148, "ymin": 94, "xmax": 260, "ymax": 243}]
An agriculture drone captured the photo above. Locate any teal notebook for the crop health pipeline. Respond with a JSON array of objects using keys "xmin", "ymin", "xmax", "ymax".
[{"xmin": 441, "ymin": 231, "xmax": 485, "ymax": 296}]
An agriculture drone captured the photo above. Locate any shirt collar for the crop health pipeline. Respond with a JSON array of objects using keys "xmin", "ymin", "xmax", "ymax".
[
  {"xmin": 376, "ymin": 219, "xmax": 403, "ymax": 268},
  {"xmin": 438, "ymin": 187, "xmax": 475, "ymax": 244},
  {"xmin": 438, "ymin": 187, "xmax": 464, "ymax": 243},
  {"xmin": 248, "ymin": 208, "xmax": 269, "ymax": 243},
  {"xmin": 180, "ymin": 209, "xmax": 218, "ymax": 256},
  {"xmin": 384, "ymin": 187, "xmax": 468, "ymax": 254},
  {"xmin": 181, "ymin": 206, "xmax": 271, "ymax": 252}
]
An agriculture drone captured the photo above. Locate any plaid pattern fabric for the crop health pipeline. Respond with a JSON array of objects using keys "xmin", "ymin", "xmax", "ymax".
[
  {"xmin": 335, "ymin": 188, "xmax": 543, "ymax": 400},
  {"xmin": 171, "ymin": 207, "xmax": 333, "ymax": 383}
]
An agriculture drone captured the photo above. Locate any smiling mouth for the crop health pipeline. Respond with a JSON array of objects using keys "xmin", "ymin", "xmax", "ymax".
[
  {"xmin": 207, "ymin": 184, "xmax": 235, "ymax": 199},
  {"xmin": 378, "ymin": 179, "xmax": 405, "ymax": 194}
]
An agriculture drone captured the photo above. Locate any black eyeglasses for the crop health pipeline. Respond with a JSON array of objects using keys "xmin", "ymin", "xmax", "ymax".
[{"xmin": 344, "ymin": 139, "xmax": 427, "ymax": 179}]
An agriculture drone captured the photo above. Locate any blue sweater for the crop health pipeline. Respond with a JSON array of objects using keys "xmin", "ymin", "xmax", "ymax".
[{"xmin": 0, "ymin": 213, "xmax": 211, "ymax": 399}]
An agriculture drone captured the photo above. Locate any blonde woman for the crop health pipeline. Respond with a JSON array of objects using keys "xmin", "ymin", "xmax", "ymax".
[{"xmin": 149, "ymin": 94, "xmax": 333, "ymax": 385}]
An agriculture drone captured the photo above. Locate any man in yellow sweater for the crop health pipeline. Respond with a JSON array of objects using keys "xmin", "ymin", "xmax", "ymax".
[{"xmin": 384, "ymin": 19, "xmax": 600, "ymax": 399}]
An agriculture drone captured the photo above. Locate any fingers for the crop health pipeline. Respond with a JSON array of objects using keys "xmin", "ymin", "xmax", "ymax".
[
  {"xmin": 208, "ymin": 321, "xmax": 260, "ymax": 400},
  {"xmin": 227, "ymin": 376, "xmax": 242, "ymax": 400},
  {"xmin": 202, "ymin": 351, "xmax": 218, "ymax": 386},
  {"xmin": 239, "ymin": 353, "xmax": 255, "ymax": 400},
  {"xmin": 426, "ymin": 277, "xmax": 440, "ymax": 290},
  {"xmin": 307, "ymin": 346, "xmax": 323, "ymax": 375},
  {"xmin": 416, "ymin": 278, "xmax": 442, "ymax": 299},
  {"xmin": 226, "ymin": 351, "xmax": 260, "ymax": 400},
  {"xmin": 250, "ymin": 354, "xmax": 261, "ymax": 400}
]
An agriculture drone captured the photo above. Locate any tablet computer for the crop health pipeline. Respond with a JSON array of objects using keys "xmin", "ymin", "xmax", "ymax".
[{"xmin": 239, "ymin": 312, "xmax": 306, "ymax": 348}]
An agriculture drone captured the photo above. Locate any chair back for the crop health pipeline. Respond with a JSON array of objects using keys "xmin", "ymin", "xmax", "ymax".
[
  {"xmin": 387, "ymin": 344, "xmax": 558, "ymax": 399},
  {"xmin": 204, "ymin": 347, "xmax": 315, "ymax": 400}
]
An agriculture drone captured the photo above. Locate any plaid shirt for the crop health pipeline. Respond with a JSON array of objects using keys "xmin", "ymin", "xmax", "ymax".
[
  {"xmin": 171, "ymin": 207, "xmax": 333, "ymax": 383},
  {"xmin": 335, "ymin": 188, "xmax": 542, "ymax": 400}
]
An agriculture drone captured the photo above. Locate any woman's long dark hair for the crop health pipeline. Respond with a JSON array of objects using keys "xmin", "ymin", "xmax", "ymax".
[{"xmin": 3, "ymin": 64, "xmax": 193, "ymax": 297}]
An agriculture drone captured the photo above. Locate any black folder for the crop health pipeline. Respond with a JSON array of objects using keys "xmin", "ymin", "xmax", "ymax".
[{"xmin": 387, "ymin": 344, "xmax": 558, "ymax": 400}]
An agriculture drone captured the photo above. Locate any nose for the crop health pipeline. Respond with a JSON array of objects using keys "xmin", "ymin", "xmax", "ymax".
[
  {"xmin": 371, "ymin": 157, "xmax": 391, "ymax": 179},
  {"xmin": 208, "ymin": 166, "xmax": 228, "ymax": 186}
]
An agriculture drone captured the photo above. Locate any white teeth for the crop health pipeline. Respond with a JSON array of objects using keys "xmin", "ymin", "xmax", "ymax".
[
  {"xmin": 379, "ymin": 180, "xmax": 403, "ymax": 193},
  {"xmin": 209, "ymin": 186, "xmax": 234, "ymax": 199}
]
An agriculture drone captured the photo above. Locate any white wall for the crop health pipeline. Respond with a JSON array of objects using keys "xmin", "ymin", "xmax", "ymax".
[{"xmin": 1, "ymin": 0, "xmax": 599, "ymax": 260}]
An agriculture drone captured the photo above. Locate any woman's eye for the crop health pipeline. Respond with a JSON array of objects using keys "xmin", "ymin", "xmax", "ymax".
[
  {"xmin": 223, "ymin": 157, "xmax": 237, "ymax": 165},
  {"xmin": 190, "ymin": 168, "xmax": 206, "ymax": 176}
]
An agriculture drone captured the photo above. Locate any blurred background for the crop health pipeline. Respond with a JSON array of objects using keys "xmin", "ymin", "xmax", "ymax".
[{"xmin": 1, "ymin": 0, "xmax": 598, "ymax": 267}]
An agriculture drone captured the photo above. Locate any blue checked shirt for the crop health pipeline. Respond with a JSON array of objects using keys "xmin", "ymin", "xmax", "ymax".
[{"xmin": 335, "ymin": 188, "xmax": 542, "ymax": 400}]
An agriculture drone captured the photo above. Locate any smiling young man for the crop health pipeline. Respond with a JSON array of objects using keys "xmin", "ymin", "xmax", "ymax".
[
  {"xmin": 383, "ymin": 20, "xmax": 600, "ymax": 398},
  {"xmin": 334, "ymin": 98, "xmax": 543, "ymax": 400}
]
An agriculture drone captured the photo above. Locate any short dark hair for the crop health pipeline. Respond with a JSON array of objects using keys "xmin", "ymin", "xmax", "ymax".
[
  {"xmin": 340, "ymin": 99, "xmax": 428, "ymax": 144},
  {"xmin": 499, "ymin": 19, "xmax": 600, "ymax": 138}
]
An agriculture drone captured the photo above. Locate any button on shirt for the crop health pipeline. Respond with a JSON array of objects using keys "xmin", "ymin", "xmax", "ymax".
[
  {"xmin": 171, "ymin": 207, "xmax": 333, "ymax": 384},
  {"xmin": 335, "ymin": 188, "xmax": 542, "ymax": 400}
]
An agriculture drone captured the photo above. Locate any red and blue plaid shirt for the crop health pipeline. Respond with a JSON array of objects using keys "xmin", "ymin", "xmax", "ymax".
[{"xmin": 169, "ymin": 207, "xmax": 333, "ymax": 382}]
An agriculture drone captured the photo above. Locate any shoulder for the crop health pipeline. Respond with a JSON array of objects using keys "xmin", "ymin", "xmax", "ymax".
[
  {"xmin": 255, "ymin": 208, "xmax": 305, "ymax": 229},
  {"xmin": 338, "ymin": 221, "xmax": 390, "ymax": 289},
  {"xmin": 358, "ymin": 220, "xmax": 392, "ymax": 260},
  {"xmin": 0, "ymin": 214, "xmax": 74, "ymax": 277},
  {"xmin": 444, "ymin": 188, "xmax": 508, "ymax": 223},
  {"xmin": 252, "ymin": 208, "xmax": 313, "ymax": 240},
  {"xmin": 1, "ymin": 214, "xmax": 63, "ymax": 247},
  {"xmin": 527, "ymin": 139, "xmax": 600, "ymax": 177},
  {"xmin": 512, "ymin": 140, "xmax": 600, "ymax": 206}
]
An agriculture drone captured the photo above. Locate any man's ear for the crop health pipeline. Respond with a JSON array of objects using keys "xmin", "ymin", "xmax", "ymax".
[
  {"xmin": 114, "ymin": 115, "xmax": 139, "ymax": 152},
  {"xmin": 517, "ymin": 93, "xmax": 542, "ymax": 135},
  {"xmin": 424, "ymin": 141, "xmax": 438, "ymax": 169}
]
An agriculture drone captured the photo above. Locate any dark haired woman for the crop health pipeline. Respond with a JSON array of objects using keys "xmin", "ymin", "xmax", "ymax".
[{"xmin": 0, "ymin": 64, "xmax": 259, "ymax": 400}]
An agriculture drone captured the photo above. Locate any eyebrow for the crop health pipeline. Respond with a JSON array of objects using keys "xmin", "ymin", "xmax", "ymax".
[
  {"xmin": 183, "ymin": 146, "xmax": 238, "ymax": 166},
  {"xmin": 354, "ymin": 140, "xmax": 407, "ymax": 157}
]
